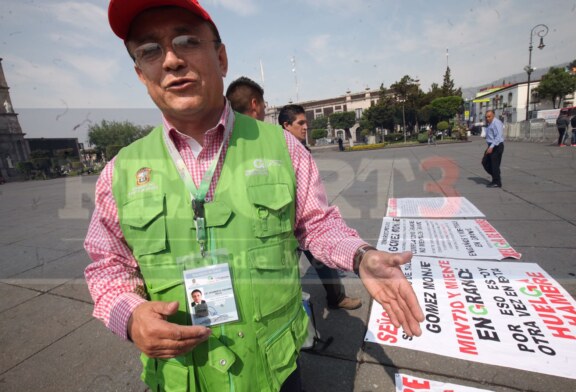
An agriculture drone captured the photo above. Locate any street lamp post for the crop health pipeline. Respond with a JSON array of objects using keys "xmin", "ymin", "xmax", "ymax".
[
  {"xmin": 402, "ymin": 102, "xmax": 407, "ymax": 143},
  {"xmin": 524, "ymin": 24, "xmax": 549, "ymax": 121}
]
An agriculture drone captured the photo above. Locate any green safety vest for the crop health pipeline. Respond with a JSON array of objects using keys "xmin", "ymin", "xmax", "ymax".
[{"xmin": 112, "ymin": 113, "xmax": 308, "ymax": 392}]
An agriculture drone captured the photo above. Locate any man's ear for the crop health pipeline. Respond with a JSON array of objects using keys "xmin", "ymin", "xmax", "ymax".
[
  {"xmin": 218, "ymin": 44, "xmax": 228, "ymax": 78},
  {"xmin": 134, "ymin": 65, "xmax": 146, "ymax": 85},
  {"xmin": 250, "ymin": 97, "xmax": 258, "ymax": 112}
]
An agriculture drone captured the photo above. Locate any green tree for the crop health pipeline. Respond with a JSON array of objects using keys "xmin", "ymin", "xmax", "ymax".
[
  {"xmin": 389, "ymin": 75, "xmax": 423, "ymax": 133},
  {"xmin": 16, "ymin": 161, "xmax": 33, "ymax": 180},
  {"xmin": 534, "ymin": 67, "xmax": 576, "ymax": 108},
  {"xmin": 429, "ymin": 96, "xmax": 463, "ymax": 122},
  {"xmin": 106, "ymin": 145, "xmax": 123, "ymax": 160},
  {"xmin": 310, "ymin": 117, "xmax": 328, "ymax": 130},
  {"xmin": 88, "ymin": 120, "xmax": 153, "ymax": 157},
  {"xmin": 437, "ymin": 121, "xmax": 449, "ymax": 132},
  {"xmin": 329, "ymin": 112, "xmax": 356, "ymax": 139},
  {"xmin": 360, "ymin": 104, "xmax": 395, "ymax": 133},
  {"xmin": 311, "ymin": 129, "xmax": 327, "ymax": 140},
  {"xmin": 441, "ymin": 67, "xmax": 462, "ymax": 97},
  {"xmin": 310, "ymin": 117, "xmax": 329, "ymax": 141}
]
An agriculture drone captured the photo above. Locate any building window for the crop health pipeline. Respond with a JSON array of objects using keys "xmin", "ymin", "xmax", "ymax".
[{"xmin": 355, "ymin": 108, "xmax": 362, "ymax": 120}]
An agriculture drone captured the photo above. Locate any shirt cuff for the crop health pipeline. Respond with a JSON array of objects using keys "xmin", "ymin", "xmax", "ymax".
[
  {"xmin": 331, "ymin": 237, "xmax": 372, "ymax": 271},
  {"xmin": 109, "ymin": 293, "xmax": 148, "ymax": 340}
]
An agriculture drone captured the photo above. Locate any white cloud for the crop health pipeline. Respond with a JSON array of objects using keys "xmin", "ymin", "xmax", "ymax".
[
  {"xmin": 59, "ymin": 54, "xmax": 120, "ymax": 85},
  {"xmin": 45, "ymin": 2, "xmax": 108, "ymax": 35},
  {"xmin": 306, "ymin": 34, "xmax": 332, "ymax": 63},
  {"xmin": 206, "ymin": 0, "xmax": 259, "ymax": 16}
]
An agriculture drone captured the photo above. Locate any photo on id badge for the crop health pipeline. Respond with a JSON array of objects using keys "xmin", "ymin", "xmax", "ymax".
[{"xmin": 184, "ymin": 263, "xmax": 239, "ymax": 327}]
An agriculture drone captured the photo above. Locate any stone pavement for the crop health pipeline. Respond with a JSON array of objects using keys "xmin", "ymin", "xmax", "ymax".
[{"xmin": 0, "ymin": 136, "xmax": 574, "ymax": 391}]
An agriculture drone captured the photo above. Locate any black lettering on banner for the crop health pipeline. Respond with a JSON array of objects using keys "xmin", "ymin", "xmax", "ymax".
[
  {"xmin": 508, "ymin": 323, "xmax": 556, "ymax": 356},
  {"xmin": 473, "ymin": 317, "xmax": 500, "ymax": 342}
]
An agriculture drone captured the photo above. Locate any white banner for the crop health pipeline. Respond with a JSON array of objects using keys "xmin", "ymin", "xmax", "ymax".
[
  {"xmin": 377, "ymin": 217, "xmax": 521, "ymax": 260},
  {"xmin": 386, "ymin": 197, "xmax": 485, "ymax": 218},
  {"xmin": 395, "ymin": 373, "xmax": 492, "ymax": 392},
  {"xmin": 366, "ymin": 258, "xmax": 576, "ymax": 380}
]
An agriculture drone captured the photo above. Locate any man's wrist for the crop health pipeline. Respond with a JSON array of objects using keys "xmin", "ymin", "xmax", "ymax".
[{"xmin": 353, "ymin": 244, "xmax": 377, "ymax": 276}]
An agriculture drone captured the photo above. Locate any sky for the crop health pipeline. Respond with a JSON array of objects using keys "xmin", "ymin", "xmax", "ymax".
[{"xmin": 1, "ymin": 0, "xmax": 576, "ymax": 142}]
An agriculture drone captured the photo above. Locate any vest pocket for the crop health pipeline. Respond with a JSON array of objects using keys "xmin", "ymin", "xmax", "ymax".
[
  {"xmin": 140, "ymin": 355, "xmax": 193, "ymax": 392},
  {"xmin": 247, "ymin": 184, "xmax": 293, "ymax": 238},
  {"xmin": 248, "ymin": 240, "xmax": 300, "ymax": 320},
  {"xmin": 264, "ymin": 321, "xmax": 298, "ymax": 390},
  {"xmin": 140, "ymin": 264, "xmax": 188, "ymax": 326},
  {"xmin": 121, "ymin": 194, "xmax": 167, "ymax": 257}
]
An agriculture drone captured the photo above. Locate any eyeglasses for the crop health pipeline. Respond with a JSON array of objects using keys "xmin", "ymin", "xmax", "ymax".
[{"xmin": 132, "ymin": 35, "xmax": 221, "ymax": 68}]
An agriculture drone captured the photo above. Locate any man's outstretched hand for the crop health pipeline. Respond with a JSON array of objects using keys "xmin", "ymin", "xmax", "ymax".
[
  {"xmin": 128, "ymin": 301, "xmax": 211, "ymax": 358},
  {"xmin": 359, "ymin": 250, "xmax": 424, "ymax": 337}
]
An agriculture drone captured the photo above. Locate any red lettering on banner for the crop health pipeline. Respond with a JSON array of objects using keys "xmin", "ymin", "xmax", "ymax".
[
  {"xmin": 401, "ymin": 376, "xmax": 430, "ymax": 389},
  {"xmin": 440, "ymin": 260, "xmax": 459, "ymax": 291},
  {"xmin": 376, "ymin": 311, "xmax": 398, "ymax": 344},
  {"xmin": 548, "ymin": 325, "xmax": 576, "ymax": 340},
  {"xmin": 526, "ymin": 285, "xmax": 576, "ymax": 340},
  {"xmin": 533, "ymin": 303, "xmax": 554, "ymax": 314},
  {"xmin": 388, "ymin": 199, "xmax": 398, "ymax": 217},
  {"xmin": 450, "ymin": 300, "xmax": 478, "ymax": 355}
]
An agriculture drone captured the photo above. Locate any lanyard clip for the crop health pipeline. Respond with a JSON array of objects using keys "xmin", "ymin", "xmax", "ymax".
[
  {"xmin": 192, "ymin": 198, "xmax": 207, "ymax": 257},
  {"xmin": 192, "ymin": 198, "xmax": 205, "ymax": 219}
]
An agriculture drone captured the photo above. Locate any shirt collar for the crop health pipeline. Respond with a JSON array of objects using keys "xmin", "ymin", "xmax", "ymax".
[{"xmin": 162, "ymin": 100, "xmax": 233, "ymax": 157}]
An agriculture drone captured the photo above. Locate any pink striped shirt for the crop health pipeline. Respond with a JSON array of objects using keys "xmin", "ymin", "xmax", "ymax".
[{"xmin": 84, "ymin": 101, "xmax": 365, "ymax": 338}]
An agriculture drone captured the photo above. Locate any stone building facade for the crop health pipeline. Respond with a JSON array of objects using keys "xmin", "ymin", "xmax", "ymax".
[
  {"xmin": 0, "ymin": 58, "xmax": 30, "ymax": 182},
  {"xmin": 265, "ymin": 88, "xmax": 382, "ymax": 144}
]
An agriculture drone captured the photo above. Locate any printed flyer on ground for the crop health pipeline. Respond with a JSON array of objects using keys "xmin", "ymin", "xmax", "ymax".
[
  {"xmin": 366, "ymin": 258, "xmax": 576, "ymax": 380},
  {"xmin": 395, "ymin": 373, "xmax": 492, "ymax": 392},
  {"xmin": 377, "ymin": 217, "xmax": 521, "ymax": 260},
  {"xmin": 386, "ymin": 197, "xmax": 485, "ymax": 218}
]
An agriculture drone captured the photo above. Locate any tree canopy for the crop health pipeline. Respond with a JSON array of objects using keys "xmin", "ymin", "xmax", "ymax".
[
  {"xmin": 88, "ymin": 120, "xmax": 153, "ymax": 159},
  {"xmin": 310, "ymin": 116, "xmax": 328, "ymax": 130},
  {"xmin": 429, "ymin": 96, "xmax": 464, "ymax": 121},
  {"xmin": 534, "ymin": 67, "xmax": 576, "ymax": 108}
]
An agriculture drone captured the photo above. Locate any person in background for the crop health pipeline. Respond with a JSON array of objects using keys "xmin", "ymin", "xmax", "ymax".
[
  {"xmin": 227, "ymin": 80, "xmax": 362, "ymax": 311},
  {"xmin": 85, "ymin": 1, "xmax": 423, "ymax": 391},
  {"xmin": 427, "ymin": 127, "xmax": 436, "ymax": 145},
  {"xmin": 225, "ymin": 76, "xmax": 266, "ymax": 121},
  {"xmin": 571, "ymin": 112, "xmax": 576, "ymax": 147},
  {"xmin": 482, "ymin": 109, "xmax": 504, "ymax": 188},
  {"xmin": 556, "ymin": 111, "xmax": 569, "ymax": 147}
]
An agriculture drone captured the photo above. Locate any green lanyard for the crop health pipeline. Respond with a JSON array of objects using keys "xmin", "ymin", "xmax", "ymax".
[{"xmin": 162, "ymin": 113, "xmax": 233, "ymax": 256}]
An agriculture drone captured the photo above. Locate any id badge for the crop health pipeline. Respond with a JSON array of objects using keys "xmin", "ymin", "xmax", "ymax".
[{"xmin": 182, "ymin": 253, "xmax": 239, "ymax": 327}]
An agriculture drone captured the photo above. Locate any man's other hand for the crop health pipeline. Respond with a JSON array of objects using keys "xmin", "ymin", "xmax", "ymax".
[{"xmin": 359, "ymin": 250, "xmax": 424, "ymax": 337}]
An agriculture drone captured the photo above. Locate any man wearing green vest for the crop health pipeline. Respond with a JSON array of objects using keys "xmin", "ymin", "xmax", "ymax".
[
  {"xmin": 84, "ymin": 1, "xmax": 424, "ymax": 391},
  {"xmin": 226, "ymin": 77, "xmax": 361, "ymax": 311}
]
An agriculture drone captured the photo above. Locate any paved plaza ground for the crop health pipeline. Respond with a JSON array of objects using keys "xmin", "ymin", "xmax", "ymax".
[{"xmin": 0, "ymin": 136, "xmax": 575, "ymax": 391}]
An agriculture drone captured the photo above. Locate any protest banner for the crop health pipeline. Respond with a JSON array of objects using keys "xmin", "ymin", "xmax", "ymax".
[
  {"xmin": 395, "ymin": 373, "xmax": 492, "ymax": 392},
  {"xmin": 366, "ymin": 258, "xmax": 576, "ymax": 380},
  {"xmin": 377, "ymin": 217, "xmax": 521, "ymax": 260},
  {"xmin": 386, "ymin": 197, "xmax": 485, "ymax": 218}
]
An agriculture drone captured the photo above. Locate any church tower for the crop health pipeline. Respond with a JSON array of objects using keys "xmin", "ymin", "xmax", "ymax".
[{"xmin": 0, "ymin": 58, "xmax": 30, "ymax": 181}]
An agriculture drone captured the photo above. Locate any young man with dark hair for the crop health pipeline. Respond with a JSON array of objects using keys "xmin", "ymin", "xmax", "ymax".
[
  {"xmin": 225, "ymin": 76, "xmax": 266, "ymax": 121},
  {"xmin": 280, "ymin": 104, "xmax": 362, "ymax": 310}
]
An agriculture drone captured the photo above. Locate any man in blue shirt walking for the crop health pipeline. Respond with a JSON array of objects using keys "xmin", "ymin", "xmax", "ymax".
[{"xmin": 482, "ymin": 110, "xmax": 504, "ymax": 188}]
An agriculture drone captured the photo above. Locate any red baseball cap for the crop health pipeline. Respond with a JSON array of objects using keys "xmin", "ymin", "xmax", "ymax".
[{"xmin": 108, "ymin": 0, "xmax": 218, "ymax": 40}]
